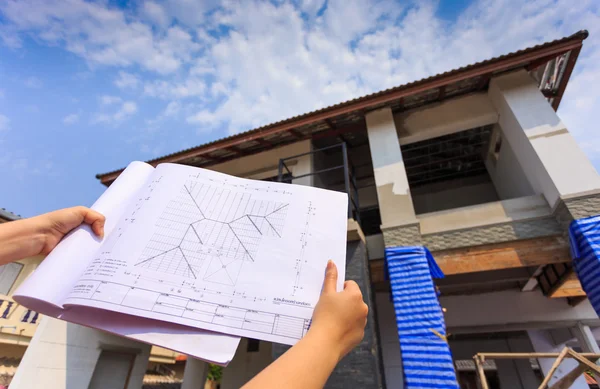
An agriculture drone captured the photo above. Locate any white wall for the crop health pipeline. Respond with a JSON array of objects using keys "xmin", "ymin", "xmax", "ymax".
[
  {"xmin": 10, "ymin": 317, "xmax": 151, "ymax": 389},
  {"xmin": 441, "ymin": 290, "xmax": 599, "ymax": 331},
  {"xmin": 211, "ymin": 140, "xmax": 311, "ymax": 179},
  {"xmin": 411, "ymin": 175, "xmax": 499, "ymax": 214},
  {"xmin": 485, "ymin": 124, "xmax": 536, "ymax": 200},
  {"xmin": 377, "ymin": 290, "xmax": 599, "ymax": 338},
  {"xmin": 418, "ymin": 194, "xmax": 552, "ymax": 235},
  {"xmin": 395, "ymin": 93, "xmax": 499, "ymax": 145},
  {"xmin": 488, "ymin": 70, "xmax": 600, "ymax": 207}
]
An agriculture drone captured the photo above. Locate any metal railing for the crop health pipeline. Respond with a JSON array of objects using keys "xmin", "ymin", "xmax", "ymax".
[{"xmin": 277, "ymin": 142, "xmax": 360, "ymax": 222}]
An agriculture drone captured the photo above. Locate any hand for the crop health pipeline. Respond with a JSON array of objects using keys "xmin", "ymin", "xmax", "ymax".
[
  {"xmin": 307, "ymin": 260, "xmax": 368, "ymax": 362},
  {"xmin": 30, "ymin": 206, "xmax": 106, "ymax": 254}
]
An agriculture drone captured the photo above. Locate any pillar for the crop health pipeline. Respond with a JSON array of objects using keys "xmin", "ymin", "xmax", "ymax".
[
  {"xmin": 11, "ymin": 317, "xmax": 150, "ymax": 389},
  {"xmin": 572, "ymin": 322, "xmax": 600, "ymax": 353},
  {"xmin": 181, "ymin": 357, "xmax": 209, "ymax": 389},
  {"xmin": 528, "ymin": 329, "xmax": 589, "ymax": 389},
  {"xmin": 220, "ymin": 338, "xmax": 272, "ymax": 388},
  {"xmin": 365, "ymin": 107, "xmax": 419, "ymax": 247},
  {"xmin": 488, "ymin": 70, "xmax": 600, "ymax": 208}
]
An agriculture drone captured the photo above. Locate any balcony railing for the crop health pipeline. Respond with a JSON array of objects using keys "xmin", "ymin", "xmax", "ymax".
[
  {"xmin": 0, "ymin": 300, "xmax": 38, "ymax": 323},
  {"xmin": 277, "ymin": 142, "xmax": 360, "ymax": 223}
]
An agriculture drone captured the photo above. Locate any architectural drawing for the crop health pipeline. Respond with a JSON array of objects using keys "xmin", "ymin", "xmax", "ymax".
[{"xmin": 135, "ymin": 180, "xmax": 289, "ymax": 286}]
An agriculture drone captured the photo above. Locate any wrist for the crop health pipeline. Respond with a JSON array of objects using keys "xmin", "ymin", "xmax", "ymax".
[
  {"xmin": 20, "ymin": 216, "xmax": 51, "ymax": 255},
  {"xmin": 304, "ymin": 326, "xmax": 343, "ymax": 364}
]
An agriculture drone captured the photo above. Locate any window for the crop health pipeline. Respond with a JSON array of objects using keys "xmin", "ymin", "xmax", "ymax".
[{"xmin": 0, "ymin": 262, "xmax": 23, "ymax": 295}]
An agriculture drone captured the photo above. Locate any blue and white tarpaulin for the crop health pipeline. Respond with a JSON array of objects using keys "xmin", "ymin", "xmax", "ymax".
[
  {"xmin": 385, "ymin": 246, "xmax": 459, "ymax": 389},
  {"xmin": 569, "ymin": 215, "xmax": 600, "ymax": 316}
]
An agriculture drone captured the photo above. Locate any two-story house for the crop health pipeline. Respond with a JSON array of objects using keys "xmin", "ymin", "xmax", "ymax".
[{"xmin": 12, "ymin": 30, "xmax": 600, "ymax": 389}]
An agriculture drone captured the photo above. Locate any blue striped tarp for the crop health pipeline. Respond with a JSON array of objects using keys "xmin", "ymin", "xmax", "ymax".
[
  {"xmin": 386, "ymin": 246, "xmax": 459, "ymax": 389},
  {"xmin": 569, "ymin": 215, "xmax": 600, "ymax": 316}
]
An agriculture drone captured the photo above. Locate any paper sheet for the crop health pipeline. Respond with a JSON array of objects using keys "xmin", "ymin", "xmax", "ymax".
[
  {"xmin": 65, "ymin": 163, "xmax": 348, "ymax": 345},
  {"xmin": 14, "ymin": 161, "xmax": 240, "ymax": 364}
]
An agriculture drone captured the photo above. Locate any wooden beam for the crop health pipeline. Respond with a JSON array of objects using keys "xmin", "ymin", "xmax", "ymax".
[
  {"xmin": 288, "ymin": 129, "xmax": 304, "ymax": 139},
  {"xmin": 98, "ymin": 37, "xmax": 584, "ymax": 184},
  {"xmin": 369, "ymin": 236, "xmax": 571, "ymax": 285},
  {"xmin": 552, "ymin": 46, "xmax": 581, "ymax": 111},
  {"xmin": 548, "ymin": 270, "xmax": 586, "ymax": 298},
  {"xmin": 254, "ymin": 138, "xmax": 273, "ymax": 147},
  {"xmin": 225, "ymin": 146, "xmax": 244, "ymax": 156},
  {"xmin": 438, "ymin": 86, "xmax": 446, "ymax": 101},
  {"xmin": 432, "ymin": 236, "xmax": 571, "ymax": 275}
]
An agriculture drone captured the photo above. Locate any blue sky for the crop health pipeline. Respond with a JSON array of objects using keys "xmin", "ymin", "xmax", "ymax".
[{"xmin": 0, "ymin": 0, "xmax": 599, "ymax": 218}]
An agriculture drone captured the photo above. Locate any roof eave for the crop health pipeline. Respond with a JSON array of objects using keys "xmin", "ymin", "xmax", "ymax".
[{"xmin": 96, "ymin": 30, "xmax": 588, "ymax": 185}]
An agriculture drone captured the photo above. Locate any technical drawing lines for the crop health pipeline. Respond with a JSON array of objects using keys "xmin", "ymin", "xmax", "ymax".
[
  {"xmin": 292, "ymin": 201, "xmax": 315, "ymax": 296},
  {"xmin": 135, "ymin": 181, "xmax": 289, "ymax": 285},
  {"xmin": 136, "ymin": 225, "xmax": 204, "ymax": 279}
]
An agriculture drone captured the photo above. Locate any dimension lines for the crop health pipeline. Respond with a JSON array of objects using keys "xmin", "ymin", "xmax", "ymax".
[
  {"xmin": 135, "ymin": 181, "xmax": 289, "ymax": 285},
  {"xmin": 293, "ymin": 201, "xmax": 315, "ymax": 296}
]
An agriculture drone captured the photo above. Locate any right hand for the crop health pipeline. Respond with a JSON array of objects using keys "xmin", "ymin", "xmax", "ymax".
[{"xmin": 308, "ymin": 260, "xmax": 368, "ymax": 361}]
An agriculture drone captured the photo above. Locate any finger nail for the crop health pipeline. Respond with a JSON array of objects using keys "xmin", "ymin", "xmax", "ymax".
[{"xmin": 327, "ymin": 260, "xmax": 333, "ymax": 270}]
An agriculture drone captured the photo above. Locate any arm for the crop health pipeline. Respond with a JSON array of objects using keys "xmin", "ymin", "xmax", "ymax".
[
  {"xmin": 0, "ymin": 206, "xmax": 106, "ymax": 265},
  {"xmin": 242, "ymin": 260, "xmax": 368, "ymax": 389}
]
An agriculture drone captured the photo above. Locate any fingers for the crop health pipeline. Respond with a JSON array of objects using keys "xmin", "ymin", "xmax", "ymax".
[
  {"xmin": 343, "ymin": 280, "xmax": 360, "ymax": 293},
  {"xmin": 76, "ymin": 207, "xmax": 106, "ymax": 238},
  {"xmin": 322, "ymin": 260, "xmax": 338, "ymax": 294}
]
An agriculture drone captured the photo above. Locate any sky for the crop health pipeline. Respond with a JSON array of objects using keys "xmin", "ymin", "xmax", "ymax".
[{"xmin": 0, "ymin": 0, "xmax": 599, "ymax": 218}]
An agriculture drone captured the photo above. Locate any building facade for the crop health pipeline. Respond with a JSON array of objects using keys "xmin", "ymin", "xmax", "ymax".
[{"xmin": 9, "ymin": 30, "xmax": 600, "ymax": 388}]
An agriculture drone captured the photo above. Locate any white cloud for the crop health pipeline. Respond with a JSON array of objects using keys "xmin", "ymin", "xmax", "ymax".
[
  {"xmin": 92, "ymin": 101, "xmax": 137, "ymax": 124},
  {"xmin": 0, "ymin": 0, "xmax": 200, "ymax": 74},
  {"xmin": 114, "ymin": 71, "xmax": 140, "ymax": 89},
  {"xmin": 63, "ymin": 113, "xmax": 79, "ymax": 124},
  {"xmin": 2, "ymin": 0, "xmax": 600, "ymax": 169},
  {"xmin": 114, "ymin": 101, "xmax": 137, "ymax": 120},
  {"xmin": 24, "ymin": 76, "xmax": 42, "ymax": 88},
  {"xmin": 100, "ymin": 95, "xmax": 123, "ymax": 105},
  {"xmin": 164, "ymin": 101, "xmax": 181, "ymax": 117},
  {"xmin": 142, "ymin": 1, "xmax": 170, "ymax": 27},
  {"xmin": 144, "ymin": 77, "xmax": 206, "ymax": 99},
  {"xmin": 0, "ymin": 114, "xmax": 9, "ymax": 131}
]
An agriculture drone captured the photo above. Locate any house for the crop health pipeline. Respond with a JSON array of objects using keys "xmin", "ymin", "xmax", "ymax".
[
  {"xmin": 12, "ymin": 30, "xmax": 600, "ymax": 388},
  {"xmin": 0, "ymin": 210, "xmax": 186, "ymax": 388}
]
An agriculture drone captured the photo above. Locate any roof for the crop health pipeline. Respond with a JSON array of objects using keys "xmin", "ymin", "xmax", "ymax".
[
  {"xmin": 97, "ymin": 30, "xmax": 588, "ymax": 185},
  {"xmin": 0, "ymin": 208, "xmax": 21, "ymax": 222}
]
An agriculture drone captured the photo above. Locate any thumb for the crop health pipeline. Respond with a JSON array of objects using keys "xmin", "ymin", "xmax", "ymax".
[{"xmin": 322, "ymin": 260, "xmax": 338, "ymax": 294}]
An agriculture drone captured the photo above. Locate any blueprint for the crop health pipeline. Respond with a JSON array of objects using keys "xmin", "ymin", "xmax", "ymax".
[{"xmin": 64, "ymin": 163, "xmax": 348, "ymax": 345}]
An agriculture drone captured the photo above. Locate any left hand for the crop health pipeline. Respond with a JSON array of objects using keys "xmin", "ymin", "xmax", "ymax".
[{"xmin": 31, "ymin": 206, "xmax": 106, "ymax": 254}]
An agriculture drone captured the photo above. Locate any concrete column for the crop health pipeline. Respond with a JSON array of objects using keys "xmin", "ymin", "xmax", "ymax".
[
  {"xmin": 572, "ymin": 322, "xmax": 600, "ymax": 353},
  {"xmin": 528, "ymin": 329, "xmax": 588, "ymax": 389},
  {"xmin": 291, "ymin": 154, "xmax": 313, "ymax": 187},
  {"xmin": 488, "ymin": 70, "xmax": 600, "ymax": 208},
  {"xmin": 10, "ymin": 317, "xmax": 150, "ymax": 389},
  {"xmin": 365, "ymin": 107, "xmax": 417, "ymax": 228},
  {"xmin": 221, "ymin": 338, "xmax": 272, "ymax": 389},
  {"xmin": 181, "ymin": 357, "xmax": 209, "ymax": 389}
]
